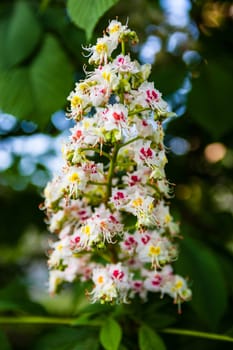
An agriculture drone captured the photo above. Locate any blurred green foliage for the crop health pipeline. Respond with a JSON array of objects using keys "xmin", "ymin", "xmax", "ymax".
[{"xmin": 0, "ymin": 0, "xmax": 233, "ymax": 349}]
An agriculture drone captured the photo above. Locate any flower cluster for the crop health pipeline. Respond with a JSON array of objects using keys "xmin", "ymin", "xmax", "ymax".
[{"xmin": 43, "ymin": 20, "xmax": 191, "ymax": 309}]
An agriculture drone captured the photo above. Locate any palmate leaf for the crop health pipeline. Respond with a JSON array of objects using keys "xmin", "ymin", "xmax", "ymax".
[
  {"xmin": 0, "ymin": 35, "xmax": 73, "ymax": 129},
  {"xmin": 175, "ymin": 237, "xmax": 227, "ymax": 329},
  {"xmin": 5, "ymin": 0, "xmax": 42, "ymax": 67},
  {"xmin": 138, "ymin": 325, "xmax": 166, "ymax": 350},
  {"xmin": 67, "ymin": 0, "xmax": 119, "ymax": 40},
  {"xmin": 34, "ymin": 327, "xmax": 99, "ymax": 350},
  {"xmin": 188, "ymin": 59, "xmax": 233, "ymax": 138},
  {"xmin": 100, "ymin": 317, "xmax": 122, "ymax": 350}
]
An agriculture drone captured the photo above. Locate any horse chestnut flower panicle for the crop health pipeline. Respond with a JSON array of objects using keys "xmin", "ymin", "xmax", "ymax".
[{"xmin": 43, "ymin": 19, "xmax": 191, "ymax": 309}]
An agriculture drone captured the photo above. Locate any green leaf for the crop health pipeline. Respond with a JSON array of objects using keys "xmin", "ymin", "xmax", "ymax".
[
  {"xmin": 0, "ymin": 68, "xmax": 33, "ymax": 118},
  {"xmin": 100, "ymin": 317, "xmax": 122, "ymax": 350},
  {"xmin": 152, "ymin": 53, "xmax": 187, "ymax": 95},
  {"xmin": 67, "ymin": 0, "xmax": 119, "ymax": 40},
  {"xmin": 188, "ymin": 59, "xmax": 233, "ymax": 138},
  {"xmin": 30, "ymin": 35, "xmax": 74, "ymax": 124},
  {"xmin": 0, "ymin": 330, "xmax": 11, "ymax": 350},
  {"xmin": 0, "ymin": 35, "xmax": 74, "ymax": 128},
  {"xmin": 34, "ymin": 327, "xmax": 99, "ymax": 350},
  {"xmin": 175, "ymin": 237, "xmax": 227, "ymax": 329},
  {"xmin": 138, "ymin": 325, "xmax": 166, "ymax": 350},
  {"xmin": 6, "ymin": 1, "xmax": 42, "ymax": 67}
]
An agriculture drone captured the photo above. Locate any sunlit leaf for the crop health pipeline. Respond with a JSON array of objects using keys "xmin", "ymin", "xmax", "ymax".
[
  {"xmin": 175, "ymin": 236, "xmax": 227, "ymax": 329},
  {"xmin": 138, "ymin": 325, "xmax": 166, "ymax": 350},
  {"xmin": 67, "ymin": 0, "xmax": 119, "ymax": 40},
  {"xmin": 0, "ymin": 35, "xmax": 74, "ymax": 128},
  {"xmin": 100, "ymin": 317, "xmax": 122, "ymax": 350},
  {"xmin": 30, "ymin": 35, "xmax": 74, "ymax": 124},
  {"xmin": 5, "ymin": 1, "xmax": 42, "ymax": 67}
]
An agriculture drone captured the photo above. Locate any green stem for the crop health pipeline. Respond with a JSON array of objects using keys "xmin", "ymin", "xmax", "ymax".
[
  {"xmin": 80, "ymin": 148, "xmax": 111, "ymax": 160},
  {"xmin": 121, "ymin": 41, "xmax": 125, "ymax": 55},
  {"xmin": 160, "ymin": 328, "xmax": 233, "ymax": 343},
  {"xmin": 0, "ymin": 316, "xmax": 73, "ymax": 325},
  {"xmin": 106, "ymin": 144, "xmax": 120, "ymax": 201},
  {"xmin": 88, "ymin": 181, "xmax": 108, "ymax": 186},
  {"xmin": 0, "ymin": 317, "xmax": 233, "ymax": 343},
  {"xmin": 128, "ymin": 108, "xmax": 151, "ymax": 116},
  {"xmin": 118, "ymin": 136, "xmax": 141, "ymax": 149}
]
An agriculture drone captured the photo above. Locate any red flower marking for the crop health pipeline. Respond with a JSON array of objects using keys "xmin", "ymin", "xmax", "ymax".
[
  {"xmin": 74, "ymin": 236, "xmax": 80, "ymax": 244},
  {"xmin": 141, "ymin": 234, "xmax": 150, "ymax": 245},
  {"xmin": 117, "ymin": 57, "xmax": 125, "ymax": 64},
  {"xmin": 113, "ymin": 112, "xmax": 125, "ymax": 122},
  {"xmin": 109, "ymin": 215, "xmax": 119, "ymax": 224},
  {"xmin": 140, "ymin": 147, "xmax": 153, "ymax": 159},
  {"xmin": 134, "ymin": 281, "xmax": 142, "ymax": 288},
  {"xmin": 129, "ymin": 175, "xmax": 140, "ymax": 186},
  {"xmin": 114, "ymin": 192, "xmax": 125, "ymax": 200},
  {"xmin": 146, "ymin": 89, "xmax": 159, "ymax": 102},
  {"xmin": 125, "ymin": 236, "xmax": 137, "ymax": 247},
  {"xmin": 152, "ymin": 274, "xmax": 162, "ymax": 286},
  {"xmin": 73, "ymin": 129, "xmax": 82, "ymax": 140},
  {"xmin": 112, "ymin": 269, "xmax": 124, "ymax": 280}
]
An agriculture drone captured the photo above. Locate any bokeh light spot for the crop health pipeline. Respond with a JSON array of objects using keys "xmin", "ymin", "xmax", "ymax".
[{"xmin": 204, "ymin": 142, "xmax": 227, "ymax": 163}]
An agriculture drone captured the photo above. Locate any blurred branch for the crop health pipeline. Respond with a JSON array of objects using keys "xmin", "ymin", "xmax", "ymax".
[{"xmin": 0, "ymin": 317, "xmax": 233, "ymax": 342}]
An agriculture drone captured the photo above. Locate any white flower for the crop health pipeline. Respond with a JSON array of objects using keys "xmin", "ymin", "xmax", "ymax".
[
  {"xmin": 112, "ymin": 54, "xmax": 139, "ymax": 74},
  {"xmin": 135, "ymin": 230, "xmax": 177, "ymax": 267},
  {"xmin": 161, "ymin": 275, "xmax": 192, "ymax": 305},
  {"xmin": 132, "ymin": 81, "xmax": 168, "ymax": 113},
  {"xmin": 90, "ymin": 263, "xmax": 131, "ymax": 303},
  {"xmin": 86, "ymin": 36, "xmax": 118, "ymax": 65}
]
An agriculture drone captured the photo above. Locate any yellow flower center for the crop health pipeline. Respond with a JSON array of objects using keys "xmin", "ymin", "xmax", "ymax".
[
  {"xmin": 174, "ymin": 280, "xmax": 183, "ymax": 290},
  {"xmin": 57, "ymin": 244, "xmax": 63, "ymax": 251},
  {"xmin": 82, "ymin": 225, "xmax": 91, "ymax": 236},
  {"xmin": 102, "ymin": 71, "xmax": 111, "ymax": 81},
  {"xmin": 132, "ymin": 197, "xmax": 143, "ymax": 207},
  {"xmin": 69, "ymin": 172, "xmax": 80, "ymax": 183},
  {"xmin": 149, "ymin": 245, "xmax": 161, "ymax": 256},
  {"xmin": 165, "ymin": 214, "xmax": 171, "ymax": 224},
  {"xmin": 97, "ymin": 275, "xmax": 104, "ymax": 284},
  {"xmin": 83, "ymin": 121, "xmax": 90, "ymax": 129},
  {"xmin": 71, "ymin": 95, "xmax": 82, "ymax": 108},
  {"xmin": 109, "ymin": 24, "xmax": 120, "ymax": 34},
  {"xmin": 96, "ymin": 42, "xmax": 107, "ymax": 53}
]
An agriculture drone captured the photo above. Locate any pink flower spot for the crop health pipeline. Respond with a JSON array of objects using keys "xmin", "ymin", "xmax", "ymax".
[
  {"xmin": 141, "ymin": 234, "xmax": 150, "ymax": 245},
  {"xmin": 109, "ymin": 215, "xmax": 118, "ymax": 223},
  {"xmin": 113, "ymin": 112, "xmax": 125, "ymax": 121},
  {"xmin": 140, "ymin": 147, "xmax": 153, "ymax": 159},
  {"xmin": 125, "ymin": 236, "xmax": 136, "ymax": 247},
  {"xmin": 74, "ymin": 236, "xmax": 80, "ymax": 244},
  {"xmin": 118, "ymin": 57, "xmax": 125, "ymax": 64},
  {"xmin": 134, "ymin": 281, "xmax": 142, "ymax": 288},
  {"xmin": 152, "ymin": 275, "xmax": 162, "ymax": 286},
  {"xmin": 73, "ymin": 130, "xmax": 82, "ymax": 140},
  {"xmin": 129, "ymin": 175, "xmax": 140, "ymax": 186},
  {"xmin": 112, "ymin": 270, "xmax": 124, "ymax": 280},
  {"xmin": 114, "ymin": 192, "xmax": 125, "ymax": 201},
  {"xmin": 146, "ymin": 89, "xmax": 159, "ymax": 101}
]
